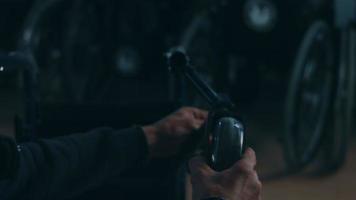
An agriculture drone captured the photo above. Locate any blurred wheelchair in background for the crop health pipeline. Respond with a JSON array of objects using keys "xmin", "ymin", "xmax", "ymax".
[{"xmin": 0, "ymin": 0, "xmax": 355, "ymax": 199}]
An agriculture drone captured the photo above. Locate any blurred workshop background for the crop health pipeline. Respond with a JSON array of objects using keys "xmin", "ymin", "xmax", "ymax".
[{"xmin": 0, "ymin": 0, "xmax": 356, "ymax": 199}]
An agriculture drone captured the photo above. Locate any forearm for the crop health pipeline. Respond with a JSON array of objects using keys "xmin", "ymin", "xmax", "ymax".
[{"xmin": 0, "ymin": 127, "xmax": 148, "ymax": 200}]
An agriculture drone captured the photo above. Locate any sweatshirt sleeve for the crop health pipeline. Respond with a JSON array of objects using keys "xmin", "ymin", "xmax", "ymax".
[{"xmin": 0, "ymin": 127, "xmax": 149, "ymax": 200}]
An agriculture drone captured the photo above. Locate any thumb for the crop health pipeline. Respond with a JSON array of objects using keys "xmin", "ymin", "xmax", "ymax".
[{"xmin": 227, "ymin": 148, "xmax": 257, "ymax": 175}]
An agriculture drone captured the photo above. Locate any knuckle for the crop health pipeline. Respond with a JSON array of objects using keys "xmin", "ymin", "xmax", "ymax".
[
  {"xmin": 236, "ymin": 162, "xmax": 253, "ymax": 174},
  {"xmin": 180, "ymin": 107, "xmax": 191, "ymax": 112},
  {"xmin": 183, "ymin": 112, "xmax": 192, "ymax": 119},
  {"xmin": 177, "ymin": 108, "xmax": 191, "ymax": 118}
]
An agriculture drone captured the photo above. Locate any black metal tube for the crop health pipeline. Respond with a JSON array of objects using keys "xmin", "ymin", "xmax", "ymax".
[
  {"xmin": 183, "ymin": 65, "xmax": 223, "ymax": 107},
  {"xmin": 168, "ymin": 50, "xmax": 234, "ymax": 109}
]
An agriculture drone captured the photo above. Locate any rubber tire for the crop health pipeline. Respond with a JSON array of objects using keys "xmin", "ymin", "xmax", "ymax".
[{"xmin": 284, "ymin": 20, "xmax": 334, "ymax": 170}]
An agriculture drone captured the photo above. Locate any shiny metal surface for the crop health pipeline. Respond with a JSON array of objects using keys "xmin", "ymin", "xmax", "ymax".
[{"xmin": 210, "ymin": 117, "xmax": 244, "ymax": 171}]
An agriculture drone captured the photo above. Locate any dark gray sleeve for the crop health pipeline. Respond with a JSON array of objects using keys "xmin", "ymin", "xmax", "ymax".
[{"xmin": 0, "ymin": 127, "xmax": 149, "ymax": 200}]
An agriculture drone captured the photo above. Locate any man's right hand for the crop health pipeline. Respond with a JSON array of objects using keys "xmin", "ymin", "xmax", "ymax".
[{"xmin": 189, "ymin": 148, "xmax": 262, "ymax": 200}]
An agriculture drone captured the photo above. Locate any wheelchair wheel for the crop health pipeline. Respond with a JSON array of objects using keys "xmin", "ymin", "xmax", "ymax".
[
  {"xmin": 20, "ymin": 0, "xmax": 137, "ymax": 103},
  {"xmin": 322, "ymin": 25, "xmax": 356, "ymax": 172},
  {"xmin": 284, "ymin": 21, "xmax": 334, "ymax": 169}
]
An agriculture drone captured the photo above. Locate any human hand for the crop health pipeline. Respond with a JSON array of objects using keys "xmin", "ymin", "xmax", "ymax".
[
  {"xmin": 189, "ymin": 148, "xmax": 262, "ymax": 200},
  {"xmin": 142, "ymin": 107, "xmax": 208, "ymax": 158}
]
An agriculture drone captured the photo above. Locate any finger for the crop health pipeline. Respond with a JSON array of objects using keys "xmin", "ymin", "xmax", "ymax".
[
  {"xmin": 190, "ymin": 108, "xmax": 209, "ymax": 120},
  {"xmin": 228, "ymin": 148, "xmax": 257, "ymax": 174},
  {"xmin": 180, "ymin": 118, "xmax": 200, "ymax": 133},
  {"xmin": 189, "ymin": 156, "xmax": 214, "ymax": 177},
  {"xmin": 191, "ymin": 118, "xmax": 206, "ymax": 130},
  {"xmin": 241, "ymin": 147, "xmax": 257, "ymax": 168}
]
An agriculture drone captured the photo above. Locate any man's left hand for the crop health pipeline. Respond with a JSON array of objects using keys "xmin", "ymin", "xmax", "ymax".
[{"xmin": 142, "ymin": 107, "xmax": 208, "ymax": 158}]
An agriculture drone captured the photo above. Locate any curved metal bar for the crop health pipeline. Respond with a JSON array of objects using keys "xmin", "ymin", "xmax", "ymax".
[{"xmin": 168, "ymin": 50, "xmax": 235, "ymax": 109}]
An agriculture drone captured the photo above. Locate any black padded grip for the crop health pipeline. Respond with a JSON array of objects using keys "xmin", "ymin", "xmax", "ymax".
[{"xmin": 205, "ymin": 109, "xmax": 245, "ymax": 171}]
